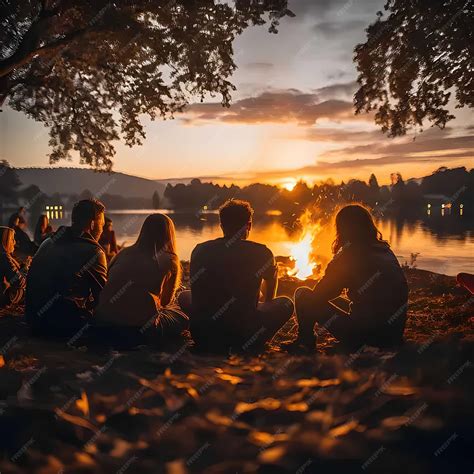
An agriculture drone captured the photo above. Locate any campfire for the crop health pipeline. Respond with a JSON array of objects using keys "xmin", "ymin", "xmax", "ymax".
[{"xmin": 283, "ymin": 210, "xmax": 321, "ymax": 280}]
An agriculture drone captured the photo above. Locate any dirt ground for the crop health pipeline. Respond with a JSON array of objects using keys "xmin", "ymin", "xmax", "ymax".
[{"xmin": 0, "ymin": 268, "xmax": 472, "ymax": 473}]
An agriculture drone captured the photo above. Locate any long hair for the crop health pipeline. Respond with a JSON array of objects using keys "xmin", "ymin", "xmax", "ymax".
[
  {"xmin": 34, "ymin": 214, "xmax": 49, "ymax": 242},
  {"xmin": 135, "ymin": 214, "xmax": 181, "ymax": 282},
  {"xmin": 332, "ymin": 204, "xmax": 387, "ymax": 254},
  {"xmin": 8, "ymin": 214, "xmax": 19, "ymax": 228},
  {"xmin": 0, "ymin": 226, "xmax": 15, "ymax": 254}
]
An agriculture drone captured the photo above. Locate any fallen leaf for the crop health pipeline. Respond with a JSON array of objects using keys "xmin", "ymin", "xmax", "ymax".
[
  {"xmin": 258, "ymin": 446, "xmax": 286, "ymax": 463},
  {"xmin": 76, "ymin": 390, "xmax": 90, "ymax": 418},
  {"xmin": 235, "ymin": 398, "xmax": 281, "ymax": 414},
  {"xmin": 285, "ymin": 402, "xmax": 309, "ymax": 412},
  {"xmin": 217, "ymin": 373, "xmax": 243, "ymax": 385},
  {"xmin": 249, "ymin": 431, "xmax": 289, "ymax": 446},
  {"xmin": 55, "ymin": 409, "xmax": 96, "ymax": 430},
  {"xmin": 329, "ymin": 419, "xmax": 359, "ymax": 437},
  {"xmin": 382, "ymin": 416, "xmax": 410, "ymax": 429},
  {"xmin": 297, "ymin": 378, "xmax": 340, "ymax": 388}
]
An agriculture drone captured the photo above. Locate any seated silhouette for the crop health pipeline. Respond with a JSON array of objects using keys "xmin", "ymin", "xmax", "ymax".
[
  {"xmin": 179, "ymin": 199, "xmax": 294, "ymax": 353},
  {"xmin": 291, "ymin": 204, "xmax": 408, "ymax": 351},
  {"xmin": 8, "ymin": 213, "xmax": 38, "ymax": 258},
  {"xmin": 34, "ymin": 214, "xmax": 54, "ymax": 246},
  {"xmin": 95, "ymin": 214, "xmax": 188, "ymax": 344},
  {"xmin": 457, "ymin": 273, "xmax": 474, "ymax": 294},
  {"xmin": 99, "ymin": 216, "xmax": 119, "ymax": 261},
  {"xmin": 0, "ymin": 226, "xmax": 29, "ymax": 308},
  {"xmin": 26, "ymin": 199, "xmax": 107, "ymax": 336}
]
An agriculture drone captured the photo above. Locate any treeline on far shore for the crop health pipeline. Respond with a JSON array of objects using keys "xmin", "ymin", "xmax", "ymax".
[
  {"xmin": 1, "ymin": 161, "xmax": 473, "ymax": 219},
  {"xmin": 163, "ymin": 166, "xmax": 473, "ymax": 217}
]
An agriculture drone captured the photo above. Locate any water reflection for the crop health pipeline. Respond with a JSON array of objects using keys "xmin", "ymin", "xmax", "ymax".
[{"xmin": 1, "ymin": 208, "xmax": 472, "ymax": 276}]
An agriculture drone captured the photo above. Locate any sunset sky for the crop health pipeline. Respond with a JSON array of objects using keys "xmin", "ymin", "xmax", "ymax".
[{"xmin": 1, "ymin": 0, "xmax": 473, "ymax": 186}]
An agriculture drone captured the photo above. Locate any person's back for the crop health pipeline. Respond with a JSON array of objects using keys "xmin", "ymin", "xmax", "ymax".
[
  {"xmin": 26, "ymin": 200, "xmax": 107, "ymax": 335},
  {"xmin": 184, "ymin": 199, "xmax": 293, "ymax": 352},
  {"xmin": 327, "ymin": 241, "xmax": 407, "ymax": 344},
  {"xmin": 95, "ymin": 213, "xmax": 189, "ymax": 344},
  {"xmin": 292, "ymin": 204, "xmax": 408, "ymax": 351},
  {"xmin": 96, "ymin": 246, "xmax": 177, "ymax": 327},
  {"xmin": 191, "ymin": 238, "xmax": 275, "ymax": 319}
]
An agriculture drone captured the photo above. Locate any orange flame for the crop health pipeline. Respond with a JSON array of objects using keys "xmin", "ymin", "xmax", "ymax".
[{"xmin": 286, "ymin": 210, "xmax": 320, "ymax": 280}]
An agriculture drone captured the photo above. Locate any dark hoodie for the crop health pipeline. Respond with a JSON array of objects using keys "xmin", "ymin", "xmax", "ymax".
[{"xmin": 26, "ymin": 226, "xmax": 107, "ymax": 332}]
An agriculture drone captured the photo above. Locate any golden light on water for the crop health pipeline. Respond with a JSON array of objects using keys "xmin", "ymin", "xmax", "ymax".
[{"xmin": 286, "ymin": 210, "xmax": 320, "ymax": 280}]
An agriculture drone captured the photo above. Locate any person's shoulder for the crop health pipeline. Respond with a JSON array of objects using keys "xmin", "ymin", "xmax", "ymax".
[
  {"xmin": 244, "ymin": 240, "xmax": 274, "ymax": 256},
  {"xmin": 192, "ymin": 238, "xmax": 223, "ymax": 254}
]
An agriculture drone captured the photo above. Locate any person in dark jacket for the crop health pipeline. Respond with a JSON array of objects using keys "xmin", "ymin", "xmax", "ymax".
[
  {"xmin": 179, "ymin": 199, "xmax": 294, "ymax": 353},
  {"xmin": 290, "ymin": 204, "xmax": 408, "ymax": 351},
  {"xmin": 26, "ymin": 199, "xmax": 107, "ymax": 336},
  {"xmin": 0, "ymin": 226, "xmax": 29, "ymax": 308}
]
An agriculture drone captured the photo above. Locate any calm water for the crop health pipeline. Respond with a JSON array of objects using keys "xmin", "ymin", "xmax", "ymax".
[
  {"xmin": 7, "ymin": 208, "xmax": 472, "ymax": 277},
  {"xmin": 104, "ymin": 210, "xmax": 473, "ymax": 277}
]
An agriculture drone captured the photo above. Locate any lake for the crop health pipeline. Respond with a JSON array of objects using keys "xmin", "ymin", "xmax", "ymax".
[{"xmin": 103, "ymin": 209, "xmax": 473, "ymax": 277}]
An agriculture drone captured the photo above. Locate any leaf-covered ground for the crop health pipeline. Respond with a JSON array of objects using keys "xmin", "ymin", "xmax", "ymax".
[{"xmin": 0, "ymin": 268, "xmax": 472, "ymax": 473}]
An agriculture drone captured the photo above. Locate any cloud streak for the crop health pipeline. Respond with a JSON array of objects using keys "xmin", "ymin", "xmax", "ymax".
[{"xmin": 182, "ymin": 82, "xmax": 365, "ymax": 126}]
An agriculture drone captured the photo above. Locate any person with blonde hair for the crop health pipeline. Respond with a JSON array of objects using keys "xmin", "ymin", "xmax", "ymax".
[
  {"xmin": 95, "ymin": 213, "xmax": 188, "ymax": 343},
  {"xmin": 0, "ymin": 227, "xmax": 29, "ymax": 308},
  {"xmin": 290, "ymin": 204, "xmax": 408, "ymax": 351}
]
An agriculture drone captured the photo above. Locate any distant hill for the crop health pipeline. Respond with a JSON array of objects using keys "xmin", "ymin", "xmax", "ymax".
[{"xmin": 15, "ymin": 167, "xmax": 165, "ymax": 199}]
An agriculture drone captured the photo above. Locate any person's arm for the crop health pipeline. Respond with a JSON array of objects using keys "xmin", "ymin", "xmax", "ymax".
[
  {"xmin": 309, "ymin": 249, "xmax": 351, "ymax": 305},
  {"xmin": 261, "ymin": 249, "xmax": 278, "ymax": 303},
  {"xmin": 110, "ymin": 230, "xmax": 118, "ymax": 254},
  {"xmin": 2, "ymin": 253, "xmax": 27, "ymax": 289},
  {"xmin": 85, "ymin": 248, "xmax": 108, "ymax": 307},
  {"xmin": 160, "ymin": 256, "xmax": 180, "ymax": 307}
]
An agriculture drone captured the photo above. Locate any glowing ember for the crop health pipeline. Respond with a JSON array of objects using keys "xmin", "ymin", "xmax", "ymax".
[{"xmin": 286, "ymin": 211, "xmax": 320, "ymax": 280}]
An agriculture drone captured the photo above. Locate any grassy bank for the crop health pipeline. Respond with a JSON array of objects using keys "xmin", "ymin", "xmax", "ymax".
[{"xmin": 0, "ymin": 268, "xmax": 472, "ymax": 473}]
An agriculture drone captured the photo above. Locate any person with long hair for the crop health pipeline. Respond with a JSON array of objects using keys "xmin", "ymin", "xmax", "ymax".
[
  {"xmin": 8, "ymin": 213, "xmax": 38, "ymax": 258},
  {"xmin": 95, "ymin": 213, "xmax": 188, "ymax": 343},
  {"xmin": 290, "ymin": 204, "xmax": 408, "ymax": 351},
  {"xmin": 34, "ymin": 214, "xmax": 53, "ymax": 246},
  {"xmin": 99, "ymin": 216, "xmax": 119, "ymax": 260},
  {"xmin": 0, "ymin": 227, "xmax": 30, "ymax": 308}
]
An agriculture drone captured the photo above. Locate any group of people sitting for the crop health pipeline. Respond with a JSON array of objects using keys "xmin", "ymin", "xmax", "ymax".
[{"xmin": 1, "ymin": 198, "xmax": 410, "ymax": 353}]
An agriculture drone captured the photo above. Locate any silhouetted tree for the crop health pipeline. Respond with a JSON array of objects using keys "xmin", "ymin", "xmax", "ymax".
[
  {"xmin": 368, "ymin": 173, "xmax": 380, "ymax": 204},
  {"xmin": 355, "ymin": 0, "xmax": 472, "ymax": 136},
  {"xmin": 421, "ymin": 166, "xmax": 470, "ymax": 197},
  {"xmin": 1, "ymin": 0, "xmax": 293, "ymax": 169}
]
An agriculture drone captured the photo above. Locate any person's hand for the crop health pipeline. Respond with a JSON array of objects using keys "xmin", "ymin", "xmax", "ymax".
[{"xmin": 23, "ymin": 256, "xmax": 32, "ymax": 270}]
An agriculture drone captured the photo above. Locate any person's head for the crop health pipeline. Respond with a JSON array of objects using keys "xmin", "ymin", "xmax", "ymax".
[
  {"xmin": 17, "ymin": 215, "xmax": 27, "ymax": 230},
  {"xmin": 36, "ymin": 214, "xmax": 49, "ymax": 232},
  {"xmin": 135, "ymin": 213, "xmax": 178, "ymax": 258},
  {"xmin": 71, "ymin": 199, "xmax": 105, "ymax": 240},
  {"xmin": 219, "ymin": 199, "xmax": 254, "ymax": 239},
  {"xmin": 0, "ymin": 227, "xmax": 16, "ymax": 254},
  {"xmin": 332, "ymin": 204, "xmax": 387, "ymax": 254},
  {"xmin": 8, "ymin": 214, "xmax": 19, "ymax": 228}
]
